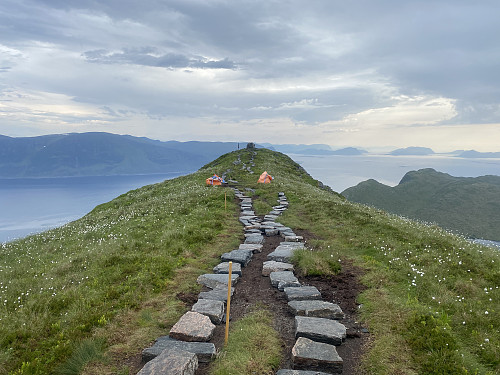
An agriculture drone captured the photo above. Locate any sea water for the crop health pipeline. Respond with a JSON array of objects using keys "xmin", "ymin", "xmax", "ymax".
[{"xmin": 0, "ymin": 173, "xmax": 186, "ymax": 243}]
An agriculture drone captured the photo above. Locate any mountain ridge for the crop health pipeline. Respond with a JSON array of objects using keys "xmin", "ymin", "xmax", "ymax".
[{"xmin": 342, "ymin": 168, "xmax": 500, "ymax": 241}]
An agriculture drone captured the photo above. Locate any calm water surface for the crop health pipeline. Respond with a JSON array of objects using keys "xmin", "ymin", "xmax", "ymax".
[
  {"xmin": 0, "ymin": 173, "xmax": 186, "ymax": 243},
  {"xmin": 287, "ymin": 154, "xmax": 500, "ymax": 192}
]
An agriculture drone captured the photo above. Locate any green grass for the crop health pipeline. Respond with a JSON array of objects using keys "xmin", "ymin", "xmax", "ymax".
[
  {"xmin": 1, "ymin": 147, "xmax": 499, "ymax": 374},
  {"xmin": 209, "ymin": 307, "xmax": 281, "ymax": 375}
]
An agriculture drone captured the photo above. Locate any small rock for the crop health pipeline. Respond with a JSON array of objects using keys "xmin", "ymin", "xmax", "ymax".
[
  {"xmin": 270, "ymin": 271, "xmax": 301, "ymax": 291},
  {"xmin": 238, "ymin": 243, "xmax": 263, "ymax": 253},
  {"xmin": 288, "ymin": 300, "xmax": 344, "ymax": 320},
  {"xmin": 169, "ymin": 312, "xmax": 215, "ymax": 342},
  {"xmin": 198, "ymin": 286, "xmax": 234, "ymax": 303},
  {"xmin": 284, "ymin": 286, "xmax": 321, "ymax": 301},
  {"xmin": 142, "ymin": 336, "xmax": 216, "ymax": 363},
  {"xmin": 276, "ymin": 370, "xmax": 333, "ymax": 375},
  {"xmin": 221, "ymin": 249, "xmax": 253, "ymax": 266},
  {"xmin": 197, "ymin": 274, "xmax": 239, "ymax": 289},
  {"xmin": 262, "ymin": 261, "xmax": 294, "ymax": 276},
  {"xmin": 137, "ymin": 348, "xmax": 197, "ymax": 375},
  {"xmin": 213, "ymin": 262, "xmax": 242, "ymax": 276},
  {"xmin": 295, "ymin": 316, "xmax": 346, "ymax": 345},
  {"xmin": 192, "ymin": 299, "xmax": 225, "ymax": 324},
  {"xmin": 292, "ymin": 337, "xmax": 343, "ymax": 374}
]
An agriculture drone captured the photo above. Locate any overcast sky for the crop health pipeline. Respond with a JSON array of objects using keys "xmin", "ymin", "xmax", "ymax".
[{"xmin": 1, "ymin": 0, "xmax": 499, "ymax": 151}]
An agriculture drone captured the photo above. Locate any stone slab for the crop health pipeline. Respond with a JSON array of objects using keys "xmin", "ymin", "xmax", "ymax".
[
  {"xmin": 197, "ymin": 273, "xmax": 239, "ymax": 289},
  {"xmin": 138, "ymin": 348, "xmax": 198, "ymax": 375},
  {"xmin": 267, "ymin": 248, "xmax": 297, "ymax": 262},
  {"xmin": 198, "ymin": 286, "xmax": 234, "ymax": 303},
  {"xmin": 213, "ymin": 262, "xmax": 242, "ymax": 276},
  {"xmin": 284, "ymin": 286, "xmax": 321, "ymax": 301},
  {"xmin": 295, "ymin": 316, "xmax": 346, "ymax": 345},
  {"xmin": 285, "ymin": 236, "xmax": 304, "ymax": 242},
  {"xmin": 292, "ymin": 337, "xmax": 342, "ymax": 374},
  {"xmin": 192, "ymin": 299, "xmax": 225, "ymax": 324},
  {"xmin": 238, "ymin": 243, "xmax": 263, "ymax": 253},
  {"xmin": 221, "ymin": 249, "xmax": 253, "ymax": 266},
  {"xmin": 142, "ymin": 336, "xmax": 216, "ymax": 363},
  {"xmin": 265, "ymin": 228, "xmax": 279, "ymax": 236},
  {"xmin": 244, "ymin": 234, "xmax": 265, "ymax": 245},
  {"xmin": 262, "ymin": 261, "xmax": 294, "ymax": 276},
  {"xmin": 270, "ymin": 271, "xmax": 301, "ymax": 291},
  {"xmin": 288, "ymin": 300, "xmax": 344, "ymax": 320},
  {"xmin": 276, "ymin": 370, "xmax": 333, "ymax": 375},
  {"xmin": 169, "ymin": 312, "xmax": 216, "ymax": 342}
]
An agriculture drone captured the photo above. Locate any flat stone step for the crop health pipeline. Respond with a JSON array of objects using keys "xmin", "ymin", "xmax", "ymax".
[
  {"xmin": 295, "ymin": 316, "xmax": 346, "ymax": 345},
  {"xmin": 276, "ymin": 370, "xmax": 334, "ymax": 375},
  {"xmin": 138, "ymin": 348, "xmax": 198, "ymax": 375},
  {"xmin": 285, "ymin": 235, "xmax": 304, "ymax": 242},
  {"xmin": 192, "ymin": 299, "xmax": 225, "ymax": 324},
  {"xmin": 292, "ymin": 337, "xmax": 342, "ymax": 374},
  {"xmin": 270, "ymin": 271, "xmax": 301, "ymax": 291},
  {"xmin": 197, "ymin": 274, "xmax": 239, "ymax": 289},
  {"xmin": 284, "ymin": 286, "xmax": 321, "ymax": 301},
  {"xmin": 265, "ymin": 228, "xmax": 279, "ymax": 236},
  {"xmin": 142, "ymin": 336, "xmax": 216, "ymax": 363},
  {"xmin": 220, "ymin": 249, "xmax": 253, "ymax": 266},
  {"xmin": 288, "ymin": 300, "xmax": 344, "ymax": 320},
  {"xmin": 198, "ymin": 286, "xmax": 234, "ymax": 303},
  {"xmin": 262, "ymin": 261, "xmax": 294, "ymax": 276},
  {"xmin": 244, "ymin": 234, "xmax": 264, "ymax": 245},
  {"xmin": 267, "ymin": 245, "xmax": 302, "ymax": 262},
  {"xmin": 213, "ymin": 262, "xmax": 242, "ymax": 275},
  {"xmin": 238, "ymin": 243, "xmax": 263, "ymax": 253},
  {"xmin": 169, "ymin": 312, "xmax": 215, "ymax": 342}
]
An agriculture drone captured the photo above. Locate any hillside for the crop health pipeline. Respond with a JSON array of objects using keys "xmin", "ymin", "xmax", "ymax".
[
  {"xmin": 342, "ymin": 168, "xmax": 500, "ymax": 241},
  {"xmin": 0, "ymin": 133, "xmax": 244, "ymax": 178},
  {"xmin": 1, "ymin": 150, "xmax": 499, "ymax": 374}
]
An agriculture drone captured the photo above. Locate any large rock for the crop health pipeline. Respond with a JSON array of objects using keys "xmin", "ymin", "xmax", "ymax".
[
  {"xmin": 192, "ymin": 299, "xmax": 225, "ymax": 324},
  {"xmin": 197, "ymin": 273, "xmax": 239, "ymax": 289},
  {"xmin": 262, "ymin": 261, "xmax": 294, "ymax": 276},
  {"xmin": 198, "ymin": 286, "xmax": 234, "ymax": 303},
  {"xmin": 284, "ymin": 286, "xmax": 321, "ymax": 301},
  {"xmin": 220, "ymin": 249, "xmax": 253, "ymax": 266},
  {"xmin": 270, "ymin": 271, "xmax": 301, "ymax": 291},
  {"xmin": 276, "ymin": 370, "xmax": 333, "ymax": 375},
  {"xmin": 169, "ymin": 312, "xmax": 216, "ymax": 342},
  {"xmin": 295, "ymin": 316, "xmax": 346, "ymax": 345},
  {"xmin": 292, "ymin": 337, "xmax": 342, "ymax": 374},
  {"xmin": 138, "ymin": 348, "xmax": 198, "ymax": 375},
  {"xmin": 142, "ymin": 336, "xmax": 216, "ymax": 363},
  {"xmin": 288, "ymin": 300, "xmax": 344, "ymax": 320},
  {"xmin": 213, "ymin": 262, "xmax": 242, "ymax": 276}
]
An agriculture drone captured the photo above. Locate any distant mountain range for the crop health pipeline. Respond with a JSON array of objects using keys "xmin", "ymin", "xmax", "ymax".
[
  {"xmin": 342, "ymin": 168, "xmax": 500, "ymax": 241},
  {"xmin": 262, "ymin": 143, "xmax": 367, "ymax": 155},
  {"xmin": 0, "ymin": 133, "xmax": 248, "ymax": 178}
]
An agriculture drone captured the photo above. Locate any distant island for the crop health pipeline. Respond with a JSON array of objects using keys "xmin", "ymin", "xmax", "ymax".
[
  {"xmin": 0, "ymin": 133, "xmax": 247, "ymax": 178},
  {"xmin": 457, "ymin": 150, "xmax": 500, "ymax": 158},
  {"xmin": 389, "ymin": 147, "xmax": 435, "ymax": 155},
  {"xmin": 342, "ymin": 168, "xmax": 500, "ymax": 241},
  {"xmin": 262, "ymin": 143, "xmax": 367, "ymax": 155}
]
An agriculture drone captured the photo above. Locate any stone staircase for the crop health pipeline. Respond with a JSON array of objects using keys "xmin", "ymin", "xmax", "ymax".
[{"xmin": 137, "ymin": 188, "xmax": 346, "ymax": 374}]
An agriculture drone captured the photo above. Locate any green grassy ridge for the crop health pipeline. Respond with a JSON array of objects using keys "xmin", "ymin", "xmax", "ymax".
[
  {"xmin": 0, "ymin": 166, "xmax": 242, "ymax": 374},
  {"xmin": 1, "ymin": 149, "xmax": 499, "ymax": 374},
  {"xmin": 342, "ymin": 168, "xmax": 500, "ymax": 241}
]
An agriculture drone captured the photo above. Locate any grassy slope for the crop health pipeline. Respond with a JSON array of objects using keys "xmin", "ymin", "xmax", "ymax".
[
  {"xmin": 1, "ymin": 149, "xmax": 499, "ymax": 375},
  {"xmin": 343, "ymin": 168, "xmax": 500, "ymax": 241}
]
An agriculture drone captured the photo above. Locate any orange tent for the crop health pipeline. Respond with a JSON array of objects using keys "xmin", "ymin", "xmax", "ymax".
[
  {"xmin": 206, "ymin": 174, "xmax": 226, "ymax": 186},
  {"xmin": 257, "ymin": 171, "xmax": 273, "ymax": 183}
]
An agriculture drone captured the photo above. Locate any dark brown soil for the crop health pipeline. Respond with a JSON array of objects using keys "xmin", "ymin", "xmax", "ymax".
[{"xmin": 196, "ymin": 232, "xmax": 368, "ymax": 375}]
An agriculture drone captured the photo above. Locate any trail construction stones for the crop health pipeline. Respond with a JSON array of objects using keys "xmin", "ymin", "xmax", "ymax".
[{"xmin": 138, "ymin": 175, "xmax": 348, "ymax": 374}]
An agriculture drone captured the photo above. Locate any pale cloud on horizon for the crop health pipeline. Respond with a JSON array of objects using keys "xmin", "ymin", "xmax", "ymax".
[{"xmin": 1, "ymin": 0, "xmax": 500, "ymax": 152}]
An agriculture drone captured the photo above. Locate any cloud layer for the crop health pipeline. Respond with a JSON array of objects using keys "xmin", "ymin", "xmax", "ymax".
[{"xmin": 1, "ymin": 0, "xmax": 499, "ymax": 150}]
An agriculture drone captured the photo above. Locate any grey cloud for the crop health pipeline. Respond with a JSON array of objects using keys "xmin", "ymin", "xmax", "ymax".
[{"xmin": 82, "ymin": 48, "xmax": 236, "ymax": 69}]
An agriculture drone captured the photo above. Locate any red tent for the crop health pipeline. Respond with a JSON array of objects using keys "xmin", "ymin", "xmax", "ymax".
[
  {"xmin": 257, "ymin": 171, "xmax": 273, "ymax": 183},
  {"xmin": 206, "ymin": 174, "xmax": 226, "ymax": 186}
]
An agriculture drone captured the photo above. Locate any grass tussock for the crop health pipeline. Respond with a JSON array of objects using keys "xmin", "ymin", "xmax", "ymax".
[{"xmin": 209, "ymin": 307, "xmax": 282, "ymax": 375}]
